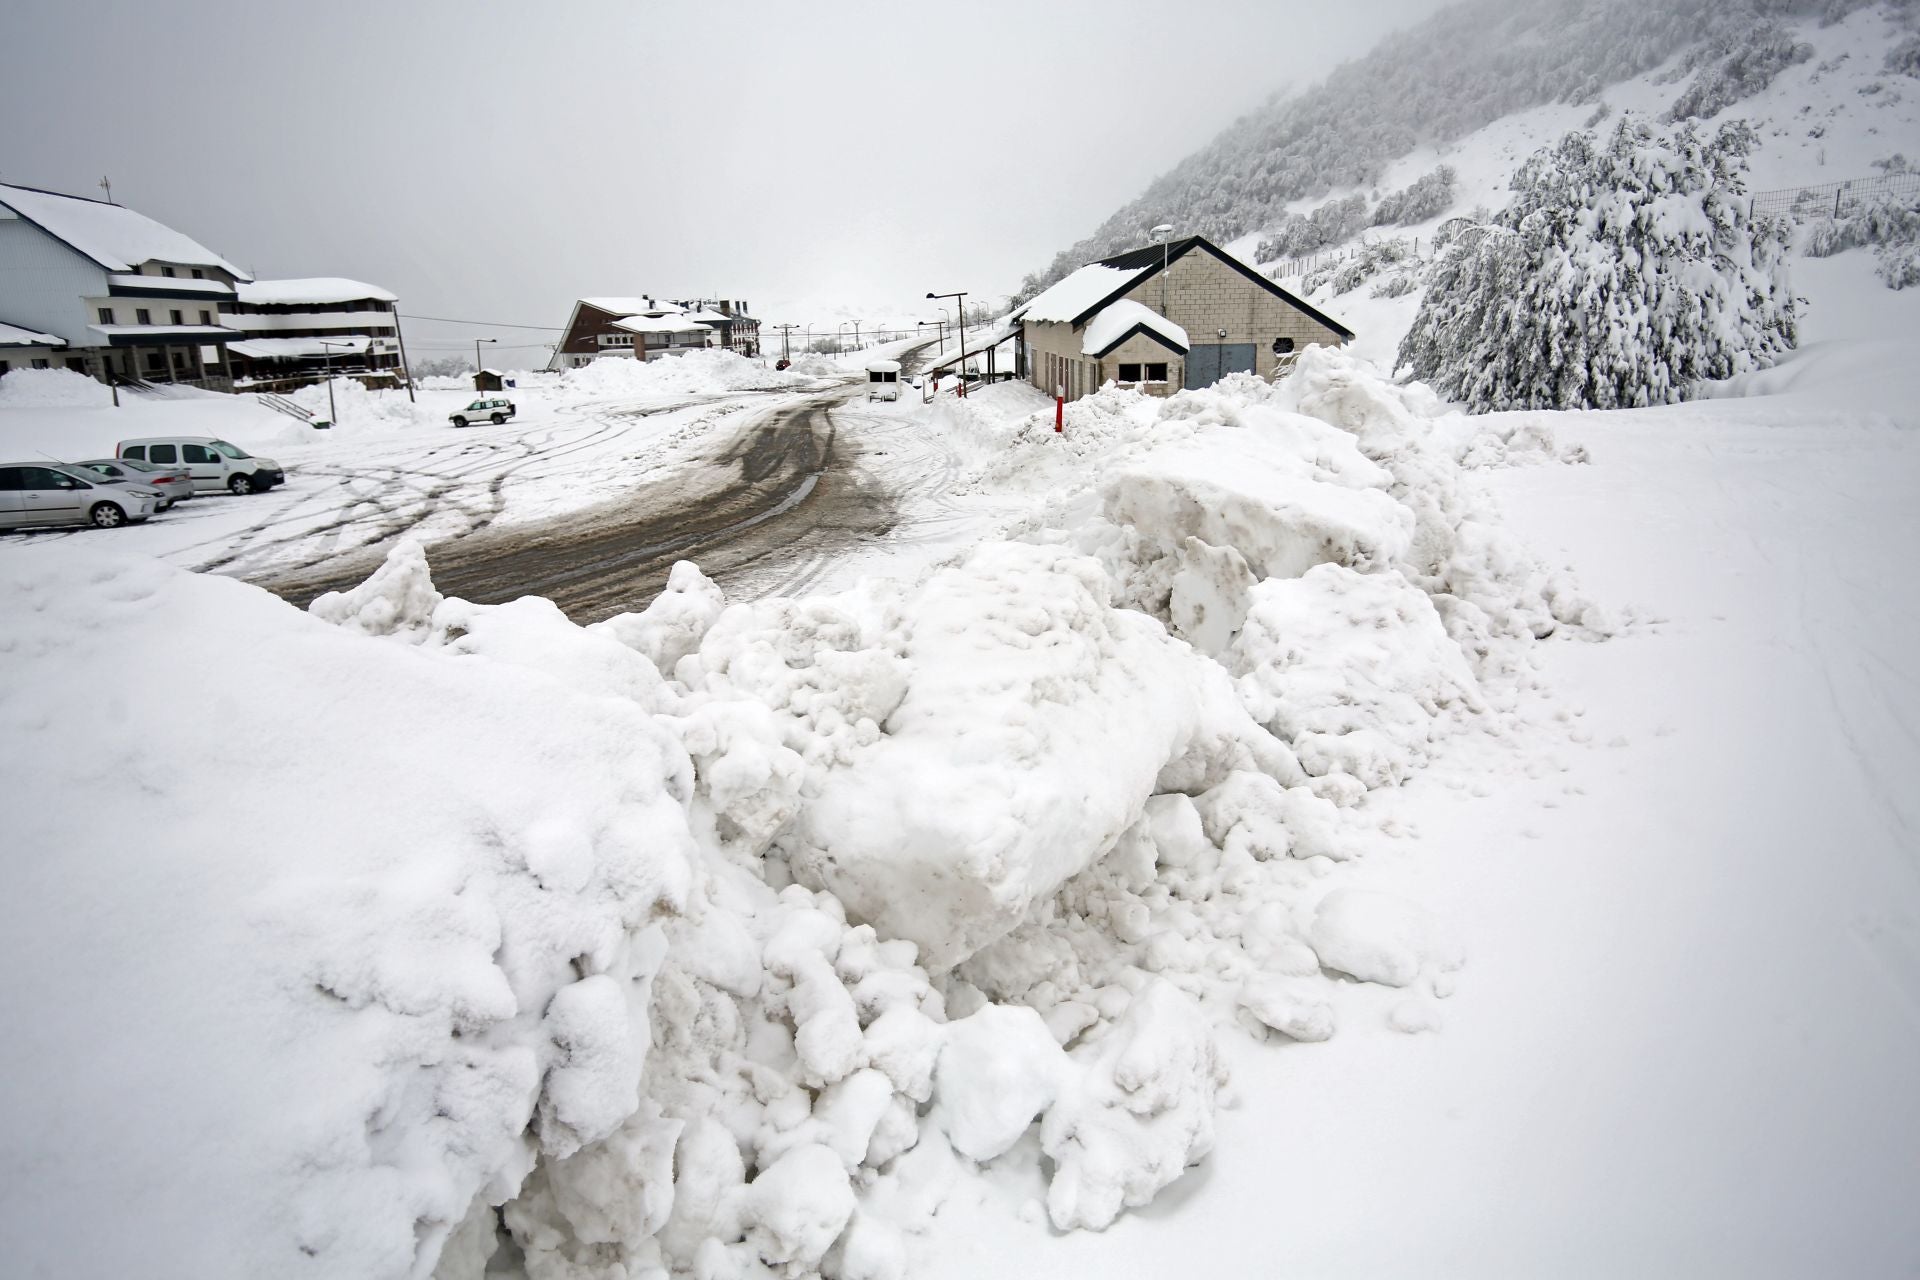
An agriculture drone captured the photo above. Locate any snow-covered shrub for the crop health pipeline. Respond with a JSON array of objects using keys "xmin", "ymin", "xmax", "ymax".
[
  {"xmin": 1664, "ymin": 17, "xmax": 1813, "ymax": 122},
  {"xmin": 1804, "ymin": 193, "xmax": 1920, "ymax": 288},
  {"xmin": 1255, "ymin": 194, "xmax": 1369, "ymax": 263},
  {"xmin": 1887, "ymin": 34, "xmax": 1920, "ymax": 78},
  {"xmin": 1399, "ymin": 117, "xmax": 1796, "ymax": 412},
  {"xmin": 1878, "ymin": 243, "xmax": 1920, "ymax": 289},
  {"xmin": 1370, "ymin": 166, "xmax": 1457, "ymax": 226}
]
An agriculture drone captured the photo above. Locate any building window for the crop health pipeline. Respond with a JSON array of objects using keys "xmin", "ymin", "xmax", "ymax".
[
  {"xmin": 1272, "ymin": 337, "xmax": 1295, "ymax": 355},
  {"xmin": 65, "ymin": 357, "xmax": 85, "ymax": 372},
  {"xmin": 170, "ymin": 309, "xmax": 184, "ymax": 325},
  {"xmin": 32, "ymin": 358, "xmax": 50, "ymax": 370},
  {"xmin": 163, "ymin": 266, "xmax": 176, "ymax": 277},
  {"xmin": 136, "ymin": 309, "xmax": 151, "ymax": 325},
  {"xmin": 0, "ymin": 360, "xmax": 8, "ymax": 375},
  {"xmin": 145, "ymin": 351, "xmax": 166, "ymax": 373},
  {"xmin": 191, "ymin": 268, "xmax": 204, "ymax": 279},
  {"xmin": 199, "ymin": 310, "xmax": 212, "ymax": 325},
  {"xmin": 1118, "ymin": 363, "xmax": 1141, "ymax": 382},
  {"xmin": 98, "ymin": 307, "xmax": 114, "ymax": 325},
  {"xmin": 1145, "ymin": 362, "xmax": 1169, "ymax": 382}
]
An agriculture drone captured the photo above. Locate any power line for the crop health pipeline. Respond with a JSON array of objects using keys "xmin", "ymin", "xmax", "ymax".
[{"xmin": 400, "ymin": 313, "xmax": 565, "ymax": 331}]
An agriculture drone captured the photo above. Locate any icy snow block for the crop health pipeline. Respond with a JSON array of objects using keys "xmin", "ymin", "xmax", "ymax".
[
  {"xmin": 309, "ymin": 536, "xmax": 443, "ymax": 641},
  {"xmin": 1100, "ymin": 415, "xmax": 1413, "ymax": 583},
  {"xmin": 1041, "ymin": 980, "xmax": 1227, "ymax": 1231},
  {"xmin": 932, "ymin": 1003, "xmax": 1070, "ymax": 1162},
  {"xmin": 1308, "ymin": 888, "xmax": 1463, "ymax": 988},
  {"xmin": 741, "ymin": 1143, "xmax": 856, "ymax": 1270},
  {"xmin": 791, "ymin": 542, "xmax": 1228, "ymax": 969}
]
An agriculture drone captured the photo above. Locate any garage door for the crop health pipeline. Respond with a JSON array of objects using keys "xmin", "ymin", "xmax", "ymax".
[{"xmin": 1184, "ymin": 342, "xmax": 1257, "ymax": 389}]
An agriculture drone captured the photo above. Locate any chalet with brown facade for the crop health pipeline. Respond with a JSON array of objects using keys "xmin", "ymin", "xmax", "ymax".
[{"xmin": 548, "ymin": 296, "xmax": 760, "ymax": 370}]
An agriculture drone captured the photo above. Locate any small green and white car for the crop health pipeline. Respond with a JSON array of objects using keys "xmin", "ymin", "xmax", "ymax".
[{"xmin": 450, "ymin": 398, "xmax": 516, "ymax": 428}]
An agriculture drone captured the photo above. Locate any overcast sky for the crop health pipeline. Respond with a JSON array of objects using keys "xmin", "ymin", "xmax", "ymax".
[{"xmin": 1, "ymin": 0, "xmax": 1447, "ymax": 364}]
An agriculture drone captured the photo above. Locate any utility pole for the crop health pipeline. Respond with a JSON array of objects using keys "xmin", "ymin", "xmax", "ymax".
[
  {"xmin": 391, "ymin": 299, "xmax": 416, "ymax": 402},
  {"xmin": 773, "ymin": 324, "xmax": 797, "ymax": 360},
  {"xmin": 99, "ymin": 175, "xmax": 113, "ymax": 204}
]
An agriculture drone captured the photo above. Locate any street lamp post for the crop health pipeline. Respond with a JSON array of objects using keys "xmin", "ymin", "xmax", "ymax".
[
  {"xmin": 927, "ymin": 291, "xmax": 966, "ymax": 393},
  {"xmin": 475, "ymin": 336, "xmax": 497, "ymax": 378},
  {"xmin": 837, "ymin": 321, "xmax": 855, "ymax": 354},
  {"xmin": 773, "ymin": 323, "xmax": 798, "ymax": 361},
  {"xmin": 1150, "ymin": 224, "xmax": 1175, "ymax": 317},
  {"xmin": 315, "ymin": 338, "xmax": 355, "ymax": 425},
  {"xmin": 916, "ymin": 319, "xmax": 946, "ymax": 355}
]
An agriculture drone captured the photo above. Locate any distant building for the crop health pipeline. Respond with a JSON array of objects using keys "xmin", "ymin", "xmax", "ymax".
[
  {"xmin": 547, "ymin": 296, "xmax": 759, "ymax": 370},
  {"xmin": 0, "ymin": 321, "xmax": 67, "ymax": 377},
  {"xmin": 473, "ymin": 369, "xmax": 505, "ymax": 392},
  {"xmin": 1014, "ymin": 235, "xmax": 1352, "ymax": 402},
  {"xmin": 0, "ymin": 181, "xmax": 249, "ymax": 388},
  {"xmin": 223, "ymin": 278, "xmax": 405, "ymax": 392}
]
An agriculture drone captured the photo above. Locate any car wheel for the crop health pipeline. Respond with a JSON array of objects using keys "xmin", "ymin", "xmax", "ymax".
[
  {"xmin": 229, "ymin": 474, "xmax": 255, "ymax": 496},
  {"xmin": 89, "ymin": 502, "xmax": 127, "ymax": 529},
  {"xmin": 491, "ymin": 413, "xmax": 506, "ymax": 424},
  {"xmin": 452, "ymin": 416, "xmax": 468, "ymax": 428}
]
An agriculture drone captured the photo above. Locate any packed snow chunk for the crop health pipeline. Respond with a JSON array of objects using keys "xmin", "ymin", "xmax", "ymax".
[
  {"xmin": 740, "ymin": 1143, "xmax": 857, "ymax": 1271},
  {"xmin": 1309, "ymin": 889, "xmax": 1464, "ymax": 988},
  {"xmin": 1228, "ymin": 564, "xmax": 1483, "ymax": 789},
  {"xmin": 506, "ymin": 1103, "xmax": 683, "ymax": 1272},
  {"xmin": 1040, "ymin": 980, "xmax": 1228, "ymax": 1231},
  {"xmin": 823, "ymin": 1209, "xmax": 907, "ymax": 1280},
  {"xmin": 539, "ymin": 972, "xmax": 650, "ymax": 1158},
  {"xmin": 308, "ymin": 535, "xmax": 444, "ymax": 642},
  {"xmin": 1101, "ymin": 414, "xmax": 1413, "ymax": 585},
  {"xmin": 862, "ymin": 1004, "xmax": 945, "ymax": 1102},
  {"xmin": 1168, "ymin": 535, "xmax": 1257, "ymax": 653},
  {"xmin": 791, "ymin": 541, "xmax": 1243, "ymax": 968},
  {"xmin": 657, "ymin": 1116, "xmax": 748, "ymax": 1266},
  {"xmin": 932, "ymin": 1003, "xmax": 1071, "ymax": 1162},
  {"xmin": 788, "ymin": 949, "xmax": 866, "ymax": 1087},
  {"xmin": 1239, "ymin": 977, "xmax": 1337, "ymax": 1043},
  {"xmin": 593, "ymin": 559, "xmax": 727, "ymax": 677}
]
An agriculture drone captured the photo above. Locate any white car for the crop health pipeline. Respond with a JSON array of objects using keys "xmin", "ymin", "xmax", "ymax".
[
  {"xmin": 116, "ymin": 437, "xmax": 285, "ymax": 495},
  {"xmin": 450, "ymin": 398, "xmax": 516, "ymax": 428},
  {"xmin": 73, "ymin": 457, "xmax": 197, "ymax": 510},
  {"xmin": 0, "ymin": 462, "xmax": 158, "ymax": 529}
]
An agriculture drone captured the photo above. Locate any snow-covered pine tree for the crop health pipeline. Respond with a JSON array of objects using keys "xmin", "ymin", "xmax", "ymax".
[{"xmin": 1398, "ymin": 116, "xmax": 1797, "ymax": 413}]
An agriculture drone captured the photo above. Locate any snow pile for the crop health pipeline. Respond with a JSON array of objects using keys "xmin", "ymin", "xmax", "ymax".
[
  {"xmin": 561, "ymin": 349, "xmax": 815, "ymax": 399},
  {"xmin": 289, "ymin": 376, "xmax": 442, "ymax": 433},
  {"xmin": 0, "ymin": 366, "xmax": 114, "ymax": 408},
  {"xmin": 4, "ymin": 352, "xmax": 1588, "ymax": 1276}
]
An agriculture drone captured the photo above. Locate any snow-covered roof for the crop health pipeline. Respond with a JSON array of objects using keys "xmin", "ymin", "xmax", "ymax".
[
  {"xmin": 0, "ymin": 183, "xmax": 250, "ymax": 280},
  {"xmin": 683, "ymin": 308, "xmax": 731, "ymax": 323},
  {"xmin": 107, "ymin": 273, "xmax": 236, "ymax": 296},
  {"xmin": 229, "ymin": 337, "xmax": 371, "ymax": 359},
  {"xmin": 1081, "ymin": 300, "xmax": 1189, "ymax": 357},
  {"xmin": 1018, "ymin": 263, "xmax": 1148, "ymax": 325},
  {"xmin": 236, "ymin": 278, "xmax": 396, "ymax": 306},
  {"xmin": 89, "ymin": 324, "xmax": 243, "ymax": 340},
  {"xmin": 612, "ymin": 314, "xmax": 713, "ymax": 335},
  {"xmin": 580, "ymin": 297, "xmax": 683, "ymax": 317},
  {"xmin": 0, "ymin": 322, "xmax": 65, "ymax": 348}
]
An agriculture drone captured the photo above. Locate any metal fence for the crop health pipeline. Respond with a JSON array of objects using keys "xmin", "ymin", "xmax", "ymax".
[{"xmin": 1750, "ymin": 171, "xmax": 1920, "ymax": 221}]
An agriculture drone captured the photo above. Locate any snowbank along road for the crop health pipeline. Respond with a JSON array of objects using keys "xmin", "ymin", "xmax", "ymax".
[{"xmin": 269, "ymin": 348, "xmax": 935, "ymax": 622}]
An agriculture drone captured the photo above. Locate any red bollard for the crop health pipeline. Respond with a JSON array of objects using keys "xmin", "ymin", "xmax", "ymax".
[{"xmin": 1055, "ymin": 395, "xmax": 1064, "ymax": 433}]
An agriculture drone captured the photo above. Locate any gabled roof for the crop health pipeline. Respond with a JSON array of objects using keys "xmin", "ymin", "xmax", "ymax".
[
  {"xmin": 0, "ymin": 183, "xmax": 250, "ymax": 280},
  {"xmin": 236, "ymin": 278, "xmax": 396, "ymax": 306},
  {"xmin": 1020, "ymin": 235, "xmax": 1354, "ymax": 342},
  {"xmin": 579, "ymin": 297, "xmax": 683, "ymax": 317},
  {"xmin": 612, "ymin": 314, "xmax": 712, "ymax": 335},
  {"xmin": 1082, "ymin": 300, "xmax": 1189, "ymax": 357}
]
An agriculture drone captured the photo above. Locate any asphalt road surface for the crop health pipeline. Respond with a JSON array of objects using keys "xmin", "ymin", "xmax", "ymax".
[{"xmin": 265, "ymin": 352, "xmax": 929, "ymax": 624}]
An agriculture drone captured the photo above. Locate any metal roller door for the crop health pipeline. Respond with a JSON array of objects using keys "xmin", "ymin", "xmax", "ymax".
[{"xmin": 1184, "ymin": 342, "xmax": 1257, "ymax": 389}]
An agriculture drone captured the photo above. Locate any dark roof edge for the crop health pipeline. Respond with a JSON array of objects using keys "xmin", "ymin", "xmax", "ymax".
[
  {"xmin": 1087, "ymin": 321, "xmax": 1189, "ymax": 359},
  {"xmin": 1069, "ymin": 235, "xmax": 1355, "ymax": 340}
]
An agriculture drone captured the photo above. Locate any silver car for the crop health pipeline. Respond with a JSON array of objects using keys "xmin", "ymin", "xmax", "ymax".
[
  {"xmin": 73, "ymin": 458, "xmax": 195, "ymax": 511},
  {"xmin": 0, "ymin": 462, "xmax": 158, "ymax": 530}
]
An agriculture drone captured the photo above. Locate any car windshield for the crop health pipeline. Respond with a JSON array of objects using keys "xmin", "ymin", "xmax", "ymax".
[{"xmin": 210, "ymin": 439, "xmax": 251, "ymax": 459}]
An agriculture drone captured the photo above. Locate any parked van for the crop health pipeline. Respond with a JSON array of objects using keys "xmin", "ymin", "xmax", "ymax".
[
  {"xmin": 866, "ymin": 360, "xmax": 901, "ymax": 401},
  {"xmin": 116, "ymin": 437, "xmax": 285, "ymax": 495}
]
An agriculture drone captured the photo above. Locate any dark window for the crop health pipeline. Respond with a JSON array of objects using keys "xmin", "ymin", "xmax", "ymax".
[
  {"xmin": 199, "ymin": 310, "xmax": 212, "ymax": 325},
  {"xmin": 21, "ymin": 466, "xmax": 76, "ymax": 490},
  {"xmin": 32, "ymin": 358, "xmax": 50, "ymax": 370},
  {"xmin": 0, "ymin": 467, "xmax": 21, "ymax": 491},
  {"xmin": 136, "ymin": 309, "xmax": 152, "ymax": 325},
  {"xmin": 1272, "ymin": 337, "xmax": 1295, "ymax": 355},
  {"xmin": 191, "ymin": 269, "xmax": 204, "ymax": 280},
  {"xmin": 144, "ymin": 351, "xmax": 165, "ymax": 372},
  {"xmin": 169, "ymin": 310, "xmax": 184, "ymax": 326},
  {"xmin": 121, "ymin": 446, "xmax": 146, "ymax": 461},
  {"xmin": 1145, "ymin": 362, "xmax": 1170, "ymax": 382},
  {"xmin": 98, "ymin": 307, "xmax": 114, "ymax": 324},
  {"xmin": 148, "ymin": 443, "xmax": 178, "ymax": 464},
  {"xmin": 65, "ymin": 358, "xmax": 84, "ymax": 372},
  {"xmin": 1118, "ymin": 363, "xmax": 1142, "ymax": 382},
  {"xmin": 163, "ymin": 266, "xmax": 176, "ymax": 277},
  {"xmin": 182, "ymin": 444, "xmax": 216, "ymax": 464},
  {"xmin": 0, "ymin": 360, "xmax": 9, "ymax": 376}
]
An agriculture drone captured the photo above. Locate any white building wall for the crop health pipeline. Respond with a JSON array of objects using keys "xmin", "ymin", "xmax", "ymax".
[{"xmin": 0, "ymin": 212, "xmax": 109, "ymax": 347}]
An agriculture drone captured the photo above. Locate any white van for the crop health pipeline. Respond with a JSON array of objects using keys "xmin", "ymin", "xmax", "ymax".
[
  {"xmin": 116, "ymin": 437, "xmax": 285, "ymax": 495},
  {"xmin": 866, "ymin": 360, "xmax": 901, "ymax": 401}
]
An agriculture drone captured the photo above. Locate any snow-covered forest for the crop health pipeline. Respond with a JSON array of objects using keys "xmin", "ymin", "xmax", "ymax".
[{"xmin": 1020, "ymin": 0, "xmax": 1914, "ymax": 298}]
